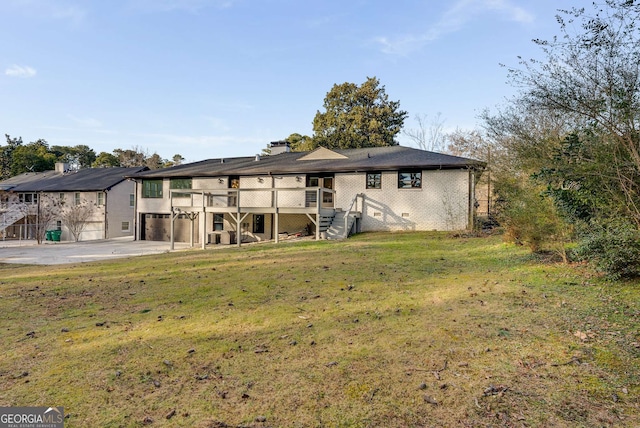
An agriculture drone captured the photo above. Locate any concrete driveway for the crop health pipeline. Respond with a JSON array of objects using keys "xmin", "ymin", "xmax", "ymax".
[{"xmin": 0, "ymin": 237, "xmax": 192, "ymax": 265}]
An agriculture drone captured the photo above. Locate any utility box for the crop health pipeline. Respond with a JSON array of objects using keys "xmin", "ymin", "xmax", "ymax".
[{"xmin": 220, "ymin": 231, "xmax": 236, "ymax": 245}]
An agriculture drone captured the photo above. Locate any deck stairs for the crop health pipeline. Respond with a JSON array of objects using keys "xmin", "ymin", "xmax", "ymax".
[
  {"xmin": 325, "ymin": 210, "xmax": 358, "ymax": 240},
  {"xmin": 0, "ymin": 205, "xmax": 25, "ymax": 233}
]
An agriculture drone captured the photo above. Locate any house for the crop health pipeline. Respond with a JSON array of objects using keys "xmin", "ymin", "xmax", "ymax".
[
  {"xmin": 128, "ymin": 144, "xmax": 485, "ymax": 248},
  {"xmin": 0, "ymin": 163, "xmax": 148, "ymax": 241}
]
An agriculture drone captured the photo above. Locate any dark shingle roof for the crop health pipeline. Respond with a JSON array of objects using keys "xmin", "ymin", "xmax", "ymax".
[
  {"xmin": 0, "ymin": 167, "xmax": 148, "ymax": 192},
  {"xmin": 130, "ymin": 146, "xmax": 484, "ymax": 179}
]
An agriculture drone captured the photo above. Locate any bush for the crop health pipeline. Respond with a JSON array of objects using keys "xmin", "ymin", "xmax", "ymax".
[
  {"xmin": 576, "ymin": 222, "xmax": 640, "ymax": 280},
  {"xmin": 494, "ymin": 176, "xmax": 572, "ymax": 259}
]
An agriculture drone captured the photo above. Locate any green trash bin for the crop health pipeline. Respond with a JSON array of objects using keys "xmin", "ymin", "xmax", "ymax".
[
  {"xmin": 51, "ymin": 230, "xmax": 61, "ymax": 242},
  {"xmin": 45, "ymin": 230, "xmax": 53, "ymax": 241}
]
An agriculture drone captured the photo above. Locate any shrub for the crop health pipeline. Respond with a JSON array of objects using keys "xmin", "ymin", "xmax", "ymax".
[
  {"xmin": 494, "ymin": 176, "xmax": 572, "ymax": 260},
  {"xmin": 576, "ymin": 222, "xmax": 640, "ymax": 280}
]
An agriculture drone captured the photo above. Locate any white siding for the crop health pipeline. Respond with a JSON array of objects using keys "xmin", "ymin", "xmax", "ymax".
[{"xmin": 105, "ymin": 180, "xmax": 136, "ymax": 239}]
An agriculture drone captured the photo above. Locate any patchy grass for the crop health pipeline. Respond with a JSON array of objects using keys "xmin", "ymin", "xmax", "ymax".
[{"xmin": 0, "ymin": 232, "xmax": 638, "ymax": 427}]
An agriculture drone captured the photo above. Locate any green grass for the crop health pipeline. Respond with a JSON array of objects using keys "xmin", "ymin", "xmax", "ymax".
[{"xmin": 0, "ymin": 232, "xmax": 638, "ymax": 427}]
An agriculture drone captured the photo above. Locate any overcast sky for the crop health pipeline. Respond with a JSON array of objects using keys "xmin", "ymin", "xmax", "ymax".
[{"xmin": 1, "ymin": 0, "xmax": 586, "ymax": 162}]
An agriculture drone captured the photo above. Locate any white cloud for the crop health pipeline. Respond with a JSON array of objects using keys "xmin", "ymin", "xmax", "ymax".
[
  {"xmin": 5, "ymin": 65, "xmax": 37, "ymax": 78},
  {"xmin": 67, "ymin": 115, "xmax": 103, "ymax": 128},
  {"xmin": 375, "ymin": 0, "xmax": 535, "ymax": 55},
  {"xmin": 3, "ymin": 1, "xmax": 86, "ymax": 26}
]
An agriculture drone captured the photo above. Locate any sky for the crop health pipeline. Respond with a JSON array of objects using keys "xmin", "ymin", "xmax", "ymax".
[{"xmin": 0, "ymin": 0, "xmax": 587, "ymax": 163}]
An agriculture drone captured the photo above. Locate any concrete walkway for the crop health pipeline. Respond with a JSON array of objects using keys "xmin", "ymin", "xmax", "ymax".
[{"xmin": 0, "ymin": 237, "xmax": 192, "ymax": 265}]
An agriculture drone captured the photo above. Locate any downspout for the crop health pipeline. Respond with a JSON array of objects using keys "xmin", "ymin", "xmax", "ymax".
[
  {"xmin": 36, "ymin": 192, "xmax": 41, "ymax": 243},
  {"xmin": 104, "ymin": 190, "xmax": 108, "ymax": 239},
  {"xmin": 468, "ymin": 169, "xmax": 474, "ymax": 230},
  {"xmin": 135, "ymin": 180, "xmax": 139, "ymax": 240},
  {"xmin": 202, "ymin": 190, "xmax": 206, "ymax": 250},
  {"xmin": 132, "ymin": 179, "xmax": 139, "ymax": 241}
]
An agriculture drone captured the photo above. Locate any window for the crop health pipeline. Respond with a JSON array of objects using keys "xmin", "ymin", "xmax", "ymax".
[
  {"xmin": 213, "ymin": 213, "xmax": 224, "ymax": 231},
  {"xmin": 129, "ymin": 194, "xmax": 135, "ymax": 207},
  {"xmin": 56, "ymin": 220, "xmax": 62, "ymax": 231},
  {"xmin": 59, "ymin": 193, "xmax": 65, "ymax": 200},
  {"xmin": 121, "ymin": 221, "xmax": 130, "ymax": 232},
  {"xmin": 19, "ymin": 193, "xmax": 38, "ymax": 204},
  {"xmin": 228, "ymin": 175, "xmax": 239, "ymax": 206},
  {"xmin": 366, "ymin": 172, "xmax": 382, "ymax": 189},
  {"xmin": 170, "ymin": 178, "xmax": 192, "ymax": 198},
  {"xmin": 398, "ymin": 171, "xmax": 422, "ymax": 189},
  {"xmin": 306, "ymin": 175, "xmax": 334, "ymax": 207},
  {"xmin": 306, "ymin": 175, "xmax": 333, "ymax": 189},
  {"xmin": 142, "ymin": 180, "xmax": 163, "ymax": 198},
  {"xmin": 253, "ymin": 214, "xmax": 265, "ymax": 234},
  {"xmin": 97, "ymin": 192, "xmax": 104, "ymax": 206},
  {"xmin": 74, "ymin": 192, "xmax": 81, "ymax": 205}
]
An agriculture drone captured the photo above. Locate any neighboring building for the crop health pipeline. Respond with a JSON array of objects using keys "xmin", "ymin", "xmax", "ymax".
[
  {"xmin": 129, "ymin": 145, "xmax": 485, "ymax": 248},
  {"xmin": 0, "ymin": 163, "xmax": 147, "ymax": 241}
]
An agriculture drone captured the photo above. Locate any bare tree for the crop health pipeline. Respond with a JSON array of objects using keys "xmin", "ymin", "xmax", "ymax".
[
  {"xmin": 34, "ymin": 194, "xmax": 60, "ymax": 244},
  {"xmin": 60, "ymin": 199, "xmax": 96, "ymax": 242},
  {"xmin": 404, "ymin": 113, "xmax": 446, "ymax": 152}
]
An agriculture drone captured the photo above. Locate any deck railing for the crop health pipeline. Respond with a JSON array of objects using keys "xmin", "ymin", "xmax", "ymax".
[{"xmin": 170, "ymin": 187, "xmax": 337, "ymax": 211}]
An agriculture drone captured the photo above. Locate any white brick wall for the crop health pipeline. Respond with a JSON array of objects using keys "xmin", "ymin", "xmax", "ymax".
[{"xmin": 335, "ymin": 169, "xmax": 470, "ymax": 231}]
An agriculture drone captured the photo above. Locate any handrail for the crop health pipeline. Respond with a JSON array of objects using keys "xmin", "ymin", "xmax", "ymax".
[{"xmin": 343, "ymin": 193, "xmax": 363, "ymax": 236}]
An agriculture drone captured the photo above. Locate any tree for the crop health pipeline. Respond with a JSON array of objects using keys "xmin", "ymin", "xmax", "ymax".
[
  {"xmin": 0, "ymin": 135, "xmax": 23, "ymax": 180},
  {"xmin": 111, "ymin": 146, "xmax": 177, "ymax": 169},
  {"xmin": 170, "ymin": 154, "xmax": 184, "ymax": 166},
  {"xmin": 113, "ymin": 147, "xmax": 147, "ymax": 167},
  {"xmin": 31, "ymin": 194, "xmax": 60, "ymax": 244},
  {"xmin": 312, "ymin": 77, "xmax": 407, "ymax": 149},
  {"xmin": 404, "ymin": 113, "xmax": 446, "ymax": 152},
  {"xmin": 60, "ymin": 199, "xmax": 95, "ymax": 242},
  {"xmin": 285, "ymin": 133, "xmax": 315, "ymax": 152},
  {"xmin": 11, "ymin": 139, "xmax": 56, "ymax": 176},
  {"xmin": 506, "ymin": 0, "xmax": 640, "ymax": 226},
  {"xmin": 92, "ymin": 152, "xmax": 121, "ymax": 167},
  {"xmin": 51, "ymin": 145, "xmax": 96, "ymax": 169}
]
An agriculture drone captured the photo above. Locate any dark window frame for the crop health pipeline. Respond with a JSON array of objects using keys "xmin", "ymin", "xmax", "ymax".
[
  {"xmin": 253, "ymin": 214, "xmax": 265, "ymax": 234},
  {"xmin": 142, "ymin": 179, "xmax": 163, "ymax": 198},
  {"xmin": 170, "ymin": 178, "xmax": 192, "ymax": 198},
  {"xmin": 366, "ymin": 172, "xmax": 382, "ymax": 189},
  {"xmin": 213, "ymin": 213, "xmax": 224, "ymax": 231},
  {"xmin": 398, "ymin": 171, "xmax": 422, "ymax": 189}
]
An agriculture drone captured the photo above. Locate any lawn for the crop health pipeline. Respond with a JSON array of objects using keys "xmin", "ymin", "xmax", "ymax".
[{"xmin": 0, "ymin": 232, "xmax": 638, "ymax": 427}]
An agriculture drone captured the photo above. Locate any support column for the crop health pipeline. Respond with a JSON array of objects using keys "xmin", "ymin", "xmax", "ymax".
[
  {"xmin": 190, "ymin": 214, "xmax": 194, "ymax": 248},
  {"xmin": 170, "ymin": 209, "xmax": 176, "ymax": 250},
  {"xmin": 316, "ymin": 188, "xmax": 321, "ymax": 240},
  {"xmin": 274, "ymin": 189, "xmax": 279, "ymax": 243},
  {"xmin": 202, "ymin": 209, "xmax": 207, "ymax": 249}
]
